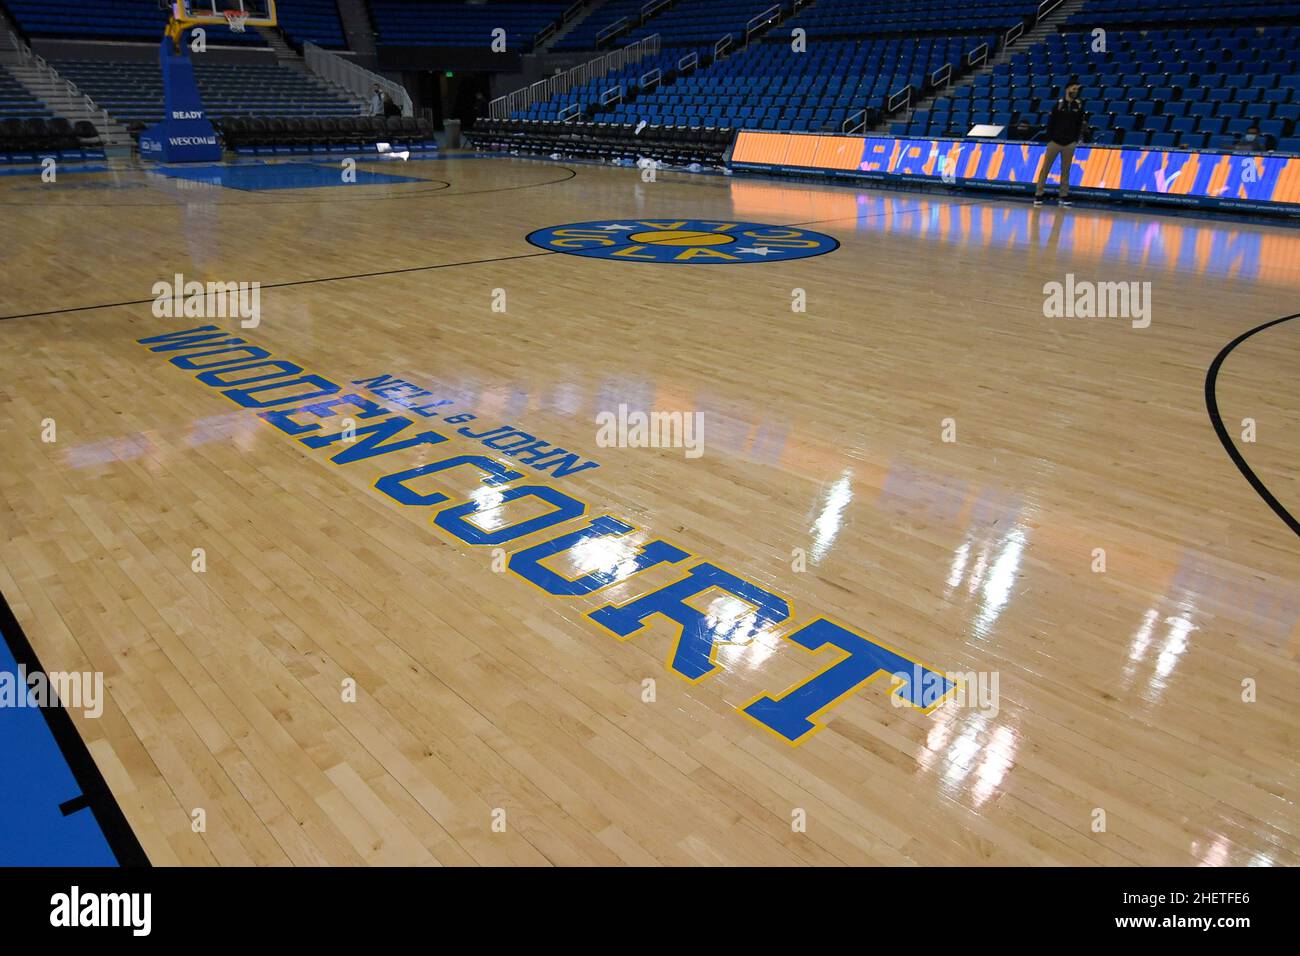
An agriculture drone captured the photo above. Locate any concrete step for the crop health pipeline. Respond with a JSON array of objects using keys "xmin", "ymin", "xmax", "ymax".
[
  {"xmin": 538, "ymin": 0, "xmax": 609, "ymax": 52},
  {"xmin": 869, "ymin": 0, "xmax": 1087, "ymax": 134},
  {"xmin": 254, "ymin": 25, "xmax": 309, "ymax": 70},
  {"xmin": 0, "ymin": 31, "xmax": 130, "ymax": 147},
  {"xmin": 334, "ymin": 0, "xmax": 377, "ymax": 60}
]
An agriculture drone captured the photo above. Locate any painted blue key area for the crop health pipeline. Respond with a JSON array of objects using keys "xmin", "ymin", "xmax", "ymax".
[
  {"xmin": 156, "ymin": 161, "xmax": 427, "ymax": 190},
  {"xmin": 0, "ymin": 630, "xmax": 118, "ymax": 866}
]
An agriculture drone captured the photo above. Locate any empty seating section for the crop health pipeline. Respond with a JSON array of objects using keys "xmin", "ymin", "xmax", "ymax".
[
  {"xmin": 517, "ymin": 53, "xmax": 680, "ymax": 121},
  {"xmin": 0, "ymin": 66, "xmax": 52, "ymax": 120},
  {"xmin": 596, "ymin": 36, "xmax": 987, "ymax": 130},
  {"xmin": 49, "ymin": 59, "xmax": 362, "ymax": 124},
  {"xmin": 1066, "ymin": 1, "xmax": 1296, "ymax": 26},
  {"xmin": 274, "ymin": 0, "xmax": 347, "ymax": 48},
  {"xmin": 471, "ymin": 117, "xmax": 733, "ymax": 165},
  {"xmin": 6, "ymin": 0, "xmax": 263, "ymax": 45},
  {"xmin": 916, "ymin": 20, "xmax": 1300, "ymax": 153},
  {"xmin": 0, "ymin": 67, "xmax": 105, "ymax": 161},
  {"xmin": 10, "ymin": 0, "xmax": 1294, "ymax": 160},
  {"xmin": 620, "ymin": 0, "xmax": 776, "ymax": 50},
  {"xmin": 482, "ymin": 0, "xmax": 1300, "ymax": 163},
  {"xmin": 553, "ymin": 0, "xmax": 658, "ymax": 50},
  {"xmin": 518, "ymin": 0, "xmax": 1003, "ymax": 131},
  {"xmin": 0, "ymin": 115, "xmax": 106, "ymax": 161},
  {"xmin": 220, "ymin": 114, "xmax": 437, "ymax": 153},
  {"xmin": 369, "ymin": 1, "xmax": 567, "ymax": 49},
  {"xmin": 527, "ymin": 0, "xmax": 790, "ymax": 123},
  {"xmin": 792, "ymin": 0, "xmax": 1037, "ymax": 36}
]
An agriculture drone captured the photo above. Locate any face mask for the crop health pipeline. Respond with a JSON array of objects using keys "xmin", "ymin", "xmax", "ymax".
[{"xmin": 1244, "ymin": 134, "xmax": 1257, "ymax": 141}]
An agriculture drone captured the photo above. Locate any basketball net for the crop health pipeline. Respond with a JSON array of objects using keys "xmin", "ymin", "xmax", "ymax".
[{"xmin": 223, "ymin": 9, "xmax": 249, "ymax": 31}]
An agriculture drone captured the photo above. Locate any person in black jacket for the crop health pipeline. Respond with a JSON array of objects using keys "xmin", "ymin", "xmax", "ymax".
[
  {"xmin": 1238, "ymin": 125, "xmax": 1267, "ymax": 153},
  {"xmin": 1034, "ymin": 82, "xmax": 1088, "ymax": 206}
]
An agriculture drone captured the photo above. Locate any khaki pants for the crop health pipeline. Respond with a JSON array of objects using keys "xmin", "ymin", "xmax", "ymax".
[{"xmin": 1035, "ymin": 141, "xmax": 1076, "ymax": 197}]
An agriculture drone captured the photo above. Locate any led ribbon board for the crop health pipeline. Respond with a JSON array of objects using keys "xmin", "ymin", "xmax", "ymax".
[{"xmin": 731, "ymin": 131, "xmax": 1300, "ymax": 215}]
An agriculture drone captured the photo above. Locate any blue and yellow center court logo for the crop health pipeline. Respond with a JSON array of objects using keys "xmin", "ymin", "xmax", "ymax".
[{"xmin": 526, "ymin": 219, "xmax": 839, "ymax": 264}]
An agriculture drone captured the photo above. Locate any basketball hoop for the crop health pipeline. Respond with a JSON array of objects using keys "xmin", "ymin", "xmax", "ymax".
[{"xmin": 223, "ymin": 8, "xmax": 249, "ymax": 31}]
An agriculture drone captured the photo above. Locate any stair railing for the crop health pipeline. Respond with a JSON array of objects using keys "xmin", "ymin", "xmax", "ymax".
[
  {"xmin": 7, "ymin": 32, "xmax": 113, "ymax": 129},
  {"xmin": 597, "ymin": 17, "xmax": 631, "ymax": 46},
  {"xmin": 746, "ymin": 5, "xmax": 781, "ymax": 43},
  {"xmin": 642, "ymin": 0, "xmax": 671, "ymax": 21},
  {"xmin": 1037, "ymin": 0, "xmax": 1067, "ymax": 21},
  {"xmin": 490, "ymin": 33, "xmax": 660, "ymax": 119},
  {"xmin": 304, "ymin": 41, "xmax": 411, "ymax": 116},
  {"xmin": 533, "ymin": 0, "xmax": 588, "ymax": 47}
]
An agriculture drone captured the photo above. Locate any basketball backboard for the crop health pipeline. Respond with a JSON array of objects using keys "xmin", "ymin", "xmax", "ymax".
[{"xmin": 173, "ymin": 0, "xmax": 277, "ymax": 29}]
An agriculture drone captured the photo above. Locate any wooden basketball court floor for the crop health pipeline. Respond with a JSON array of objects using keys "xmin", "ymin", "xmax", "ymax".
[{"xmin": 0, "ymin": 154, "xmax": 1297, "ymax": 866}]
